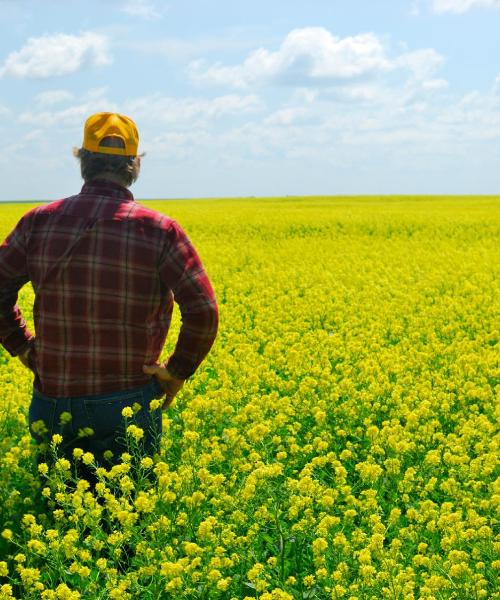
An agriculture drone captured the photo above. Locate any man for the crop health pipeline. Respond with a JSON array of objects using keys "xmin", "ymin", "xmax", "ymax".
[{"xmin": 0, "ymin": 112, "xmax": 219, "ymax": 480}]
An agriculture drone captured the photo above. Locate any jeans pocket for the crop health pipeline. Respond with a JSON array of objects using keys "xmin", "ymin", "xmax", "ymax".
[
  {"xmin": 151, "ymin": 377, "xmax": 165, "ymax": 399},
  {"xmin": 29, "ymin": 393, "xmax": 56, "ymax": 444},
  {"xmin": 83, "ymin": 393, "xmax": 143, "ymax": 443},
  {"xmin": 83, "ymin": 386, "xmax": 163, "ymax": 461}
]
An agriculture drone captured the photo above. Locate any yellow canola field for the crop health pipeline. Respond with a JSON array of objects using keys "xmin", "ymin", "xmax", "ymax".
[{"xmin": 0, "ymin": 196, "xmax": 499, "ymax": 599}]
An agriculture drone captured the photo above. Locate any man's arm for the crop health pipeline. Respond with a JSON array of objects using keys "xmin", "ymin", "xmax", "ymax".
[
  {"xmin": 0, "ymin": 215, "xmax": 35, "ymax": 357},
  {"xmin": 156, "ymin": 219, "xmax": 219, "ymax": 380}
]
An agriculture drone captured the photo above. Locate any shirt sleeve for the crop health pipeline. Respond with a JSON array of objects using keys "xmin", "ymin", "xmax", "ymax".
[
  {"xmin": 0, "ymin": 214, "xmax": 35, "ymax": 356},
  {"xmin": 158, "ymin": 220, "xmax": 219, "ymax": 379}
]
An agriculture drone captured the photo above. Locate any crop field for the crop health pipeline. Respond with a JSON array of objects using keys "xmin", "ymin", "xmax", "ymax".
[{"xmin": 0, "ymin": 196, "xmax": 498, "ymax": 599}]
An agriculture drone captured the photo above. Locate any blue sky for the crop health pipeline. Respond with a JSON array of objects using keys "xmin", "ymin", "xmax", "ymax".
[{"xmin": 1, "ymin": 0, "xmax": 499, "ymax": 200}]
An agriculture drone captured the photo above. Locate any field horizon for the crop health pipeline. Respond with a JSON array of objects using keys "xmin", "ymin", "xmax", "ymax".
[{"xmin": 0, "ymin": 193, "xmax": 499, "ymax": 206}]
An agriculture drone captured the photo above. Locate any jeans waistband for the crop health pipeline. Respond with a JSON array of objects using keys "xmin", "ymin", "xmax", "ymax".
[{"xmin": 33, "ymin": 379, "xmax": 161, "ymax": 404}]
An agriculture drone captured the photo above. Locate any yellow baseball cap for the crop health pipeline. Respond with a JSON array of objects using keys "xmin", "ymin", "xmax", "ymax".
[{"xmin": 82, "ymin": 112, "xmax": 139, "ymax": 156}]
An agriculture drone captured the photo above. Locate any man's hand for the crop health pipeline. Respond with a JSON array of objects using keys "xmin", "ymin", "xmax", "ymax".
[{"xmin": 142, "ymin": 363, "xmax": 185, "ymax": 410}]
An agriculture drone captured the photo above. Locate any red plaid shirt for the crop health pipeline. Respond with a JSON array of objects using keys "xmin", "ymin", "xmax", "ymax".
[{"xmin": 0, "ymin": 179, "xmax": 218, "ymax": 397}]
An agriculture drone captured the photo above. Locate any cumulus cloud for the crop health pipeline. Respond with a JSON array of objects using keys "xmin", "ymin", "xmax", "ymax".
[
  {"xmin": 19, "ymin": 105, "xmax": 103, "ymax": 129},
  {"xmin": 19, "ymin": 95, "xmax": 118, "ymax": 130},
  {"xmin": 264, "ymin": 107, "xmax": 316, "ymax": 127},
  {"xmin": 0, "ymin": 32, "xmax": 111, "ymax": 79},
  {"xmin": 125, "ymin": 93, "xmax": 264, "ymax": 125},
  {"xmin": 204, "ymin": 82, "xmax": 500, "ymax": 170},
  {"xmin": 188, "ymin": 27, "xmax": 393, "ymax": 88},
  {"xmin": 433, "ymin": 0, "xmax": 500, "ymax": 13},
  {"xmin": 188, "ymin": 27, "xmax": 448, "ymax": 95},
  {"xmin": 396, "ymin": 48, "xmax": 445, "ymax": 80},
  {"xmin": 17, "ymin": 93, "xmax": 263, "ymax": 144},
  {"xmin": 121, "ymin": 0, "xmax": 163, "ymax": 19}
]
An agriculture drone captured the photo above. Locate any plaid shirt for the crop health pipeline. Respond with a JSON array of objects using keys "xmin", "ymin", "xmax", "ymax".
[{"xmin": 0, "ymin": 179, "xmax": 218, "ymax": 397}]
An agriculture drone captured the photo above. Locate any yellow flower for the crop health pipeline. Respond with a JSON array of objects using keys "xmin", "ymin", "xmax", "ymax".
[
  {"xmin": 149, "ymin": 399, "xmax": 161, "ymax": 411},
  {"xmin": 31, "ymin": 419, "xmax": 48, "ymax": 435},
  {"xmin": 96, "ymin": 558, "xmax": 107, "ymax": 571},
  {"xmin": 59, "ymin": 411, "xmax": 72, "ymax": 425},
  {"xmin": 77, "ymin": 427, "xmax": 94, "ymax": 438},
  {"xmin": 82, "ymin": 452, "xmax": 94, "ymax": 465},
  {"xmin": 140, "ymin": 456, "xmax": 154, "ymax": 469},
  {"xmin": 0, "ymin": 584, "xmax": 15, "ymax": 598},
  {"xmin": 55, "ymin": 458, "xmax": 71, "ymax": 471},
  {"xmin": 37, "ymin": 462, "xmax": 49, "ymax": 475},
  {"xmin": 121, "ymin": 406, "xmax": 133, "ymax": 419},
  {"xmin": 247, "ymin": 563, "xmax": 264, "ymax": 582},
  {"xmin": 216, "ymin": 578, "xmax": 231, "ymax": 591},
  {"xmin": 208, "ymin": 569, "xmax": 221, "ymax": 581},
  {"xmin": 126, "ymin": 424, "xmax": 144, "ymax": 441},
  {"xmin": 312, "ymin": 537, "xmax": 328, "ymax": 555},
  {"xmin": 27, "ymin": 539, "xmax": 46, "ymax": 554}
]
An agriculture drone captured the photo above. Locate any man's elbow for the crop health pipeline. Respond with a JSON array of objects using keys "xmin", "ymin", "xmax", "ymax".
[
  {"xmin": 182, "ymin": 299, "xmax": 219, "ymax": 338},
  {"xmin": 207, "ymin": 300, "xmax": 219, "ymax": 338}
]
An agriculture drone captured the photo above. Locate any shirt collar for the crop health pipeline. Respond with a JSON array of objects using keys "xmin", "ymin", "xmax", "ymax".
[{"xmin": 81, "ymin": 178, "xmax": 135, "ymax": 202}]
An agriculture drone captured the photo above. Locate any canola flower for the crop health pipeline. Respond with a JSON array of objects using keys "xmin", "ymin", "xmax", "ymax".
[{"xmin": 0, "ymin": 196, "xmax": 499, "ymax": 599}]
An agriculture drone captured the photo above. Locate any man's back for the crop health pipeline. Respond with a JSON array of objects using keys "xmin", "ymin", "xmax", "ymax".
[{"xmin": 0, "ymin": 178, "xmax": 219, "ymax": 397}]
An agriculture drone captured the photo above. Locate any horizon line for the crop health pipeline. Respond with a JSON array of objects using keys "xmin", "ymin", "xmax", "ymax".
[{"xmin": 1, "ymin": 193, "xmax": 500, "ymax": 204}]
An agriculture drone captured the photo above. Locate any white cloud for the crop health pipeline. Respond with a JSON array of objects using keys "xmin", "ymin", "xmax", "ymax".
[
  {"xmin": 125, "ymin": 93, "xmax": 264, "ymax": 125},
  {"xmin": 205, "ymin": 83, "xmax": 500, "ymax": 169},
  {"xmin": 18, "ymin": 106, "xmax": 95, "ymax": 128},
  {"xmin": 35, "ymin": 90, "xmax": 74, "ymax": 107},
  {"xmin": 145, "ymin": 130, "xmax": 211, "ymax": 159},
  {"xmin": 433, "ymin": 0, "xmax": 500, "ymax": 13},
  {"xmin": 0, "ymin": 32, "xmax": 111, "ymax": 79},
  {"xmin": 188, "ymin": 27, "xmax": 393, "ymax": 88},
  {"xmin": 169, "ymin": 63, "xmax": 500, "ymax": 167},
  {"xmin": 188, "ymin": 27, "xmax": 448, "ymax": 96},
  {"xmin": 121, "ymin": 0, "xmax": 163, "ymax": 19},
  {"xmin": 16, "ymin": 93, "xmax": 263, "ymax": 155},
  {"xmin": 396, "ymin": 48, "xmax": 445, "ymax": 80},
  {"xmin": 123, "ymin": 94, "xmax": 264, "ymax": 158},
  {"xmin": 421, "ymin": 78, "xmax": 449, "ymax": 91},
  {"xmin": 19, "ymin": 99, "xmax": 119, "ymax": 130},
  {"xmin": 264, "ymin": 107, "xmax": 314, "ymax": 126}
]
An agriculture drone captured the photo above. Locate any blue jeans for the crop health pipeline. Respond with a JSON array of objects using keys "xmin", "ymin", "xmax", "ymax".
[{"xmin": 29, "ymin": 378, "xmax": 164, "ymax": 486}]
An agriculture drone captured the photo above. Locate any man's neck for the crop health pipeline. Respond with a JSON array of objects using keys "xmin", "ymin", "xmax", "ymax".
[{"xmin": 91, "ymin": 173, "xmax": 129, "ymax": 188}]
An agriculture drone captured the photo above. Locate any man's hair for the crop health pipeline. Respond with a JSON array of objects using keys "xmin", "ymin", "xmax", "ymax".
[{"xmin": 73, "ymin": 136, "xmax": 141, "ymax": 187}]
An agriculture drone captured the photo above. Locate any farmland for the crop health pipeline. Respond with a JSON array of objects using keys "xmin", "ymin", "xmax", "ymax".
[{"xmin": 0, "ymin": 196, "xmax": 499, "ymax": 599}]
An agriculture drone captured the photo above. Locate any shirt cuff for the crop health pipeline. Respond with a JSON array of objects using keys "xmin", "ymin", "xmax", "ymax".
[
  {"xmin": 164, "ymin": 356, "xmax": 192, "ymax": 380},
  {"xmin": 2, "ymin": 329, "xmax": 34, "ymax": 357}
]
